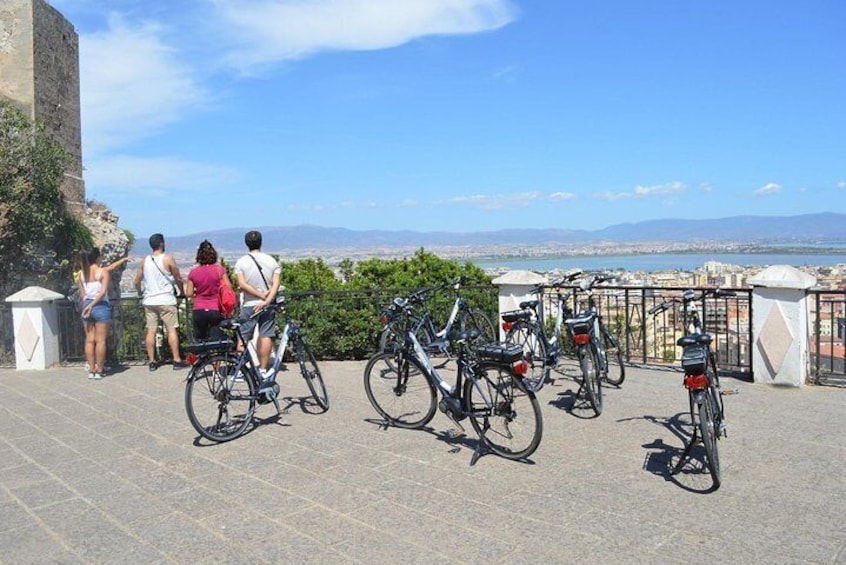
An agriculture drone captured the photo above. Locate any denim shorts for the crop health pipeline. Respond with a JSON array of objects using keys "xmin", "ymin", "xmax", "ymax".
[
  {"xmin": 238, "ymin": 305, "xmax": 277, "ymax": 339},
  {"xmin": 82, "ymin": 299, "xmax": 112, "ymax": 323}
]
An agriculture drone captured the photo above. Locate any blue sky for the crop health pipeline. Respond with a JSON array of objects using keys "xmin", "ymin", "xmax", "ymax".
[{"xmin": 51, "ymin": 0, "xmax": 846, "ymax": 238}]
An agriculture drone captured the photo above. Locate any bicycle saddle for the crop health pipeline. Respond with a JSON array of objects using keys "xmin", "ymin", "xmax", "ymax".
[
  {"xmin": 677, "ymin": 333, "xmax": 712, "ymax": 347},
  {"xmin": 519, "ymin": 299, "xmax": 539, "ymax": 310}
]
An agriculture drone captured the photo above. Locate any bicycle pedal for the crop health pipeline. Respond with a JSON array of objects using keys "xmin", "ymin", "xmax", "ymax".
[{"xmin": 446, "ymin": 428, "xmax": 466, "ymax": 439}]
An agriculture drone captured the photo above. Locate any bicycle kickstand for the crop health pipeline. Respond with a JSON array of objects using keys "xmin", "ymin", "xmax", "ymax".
[{"xmin": 672, "ymin": 429, "xmax": 699, "ymax": 474}]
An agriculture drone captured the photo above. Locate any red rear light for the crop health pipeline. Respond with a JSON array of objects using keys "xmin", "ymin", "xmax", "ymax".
[
  {"xmin": 573, "ymin": 333, "xmax": 591, "ymax": 345},
  {"xmin": 502, "ymin": 321, "xmax": 513, "ymax": 332},
  {"xmin": 186, "ymin": 353, "xmax": 199, "ymax": 365},
  {"xmin": 512, "ymin": 360, "xmax": 528, "ymax": 375},
  {"xmin": 684, "ymin": 374, "xmax": 708, "ymax": 389}
]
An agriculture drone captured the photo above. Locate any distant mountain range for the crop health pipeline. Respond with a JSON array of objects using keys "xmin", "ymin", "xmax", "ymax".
[{"xmin": 135, "ymin": 212, "xmax": 846, "ymax": 256}]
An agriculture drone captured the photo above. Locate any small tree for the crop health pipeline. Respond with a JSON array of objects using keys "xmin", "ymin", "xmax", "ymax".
[{"xmin": 0, "ymin": 99, "xmax": 91, "ymax": 294}]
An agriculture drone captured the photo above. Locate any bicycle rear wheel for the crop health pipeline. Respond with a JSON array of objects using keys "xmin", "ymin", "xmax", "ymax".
[
  {"xmin": 697, "ymin": 390, "xmax": 721, "ymax": 489},
  {"xmin": 505, "ymin": 321, "xmax": 548, "ymax": 392},
  {"xmin": 363, "ymin": 352, "xmax": 437, "ymax": 429},
  {"xmin": 601, "ymin": 327, "xmax": 625, "ymax": 386},
  {"xmin": 464, "ymin": 362, "xmax": 543, "ymax": 460},
  {"xmin": 185, "ymin": 355, "xmax": 256, "ymax": 442},
  {"xmin": 296, "ymin": 341, "xmax": 329, "ymax": 411},
  {"xmin": 579, "ymin": 344, "xmax": 603, "ymax": 416}
]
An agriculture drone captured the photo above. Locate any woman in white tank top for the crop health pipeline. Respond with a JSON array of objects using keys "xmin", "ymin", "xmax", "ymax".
[{"xmin": 78, "ymin": 248, "xmax": 112, "ymax": 380}]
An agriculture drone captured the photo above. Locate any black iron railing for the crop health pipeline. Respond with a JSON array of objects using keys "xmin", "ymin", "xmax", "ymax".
[
  {"xmin": 539, "ymin": 285, "xmax": 753, "ymax": 380},
  {"xmin": 809, "ymin": 289, "xmax": 846, "ymax": 386}
]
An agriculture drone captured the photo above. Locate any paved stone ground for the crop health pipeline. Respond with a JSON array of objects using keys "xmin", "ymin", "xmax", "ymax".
[{"xmin": 0, "ymin": 359, "xmax": 844, "ymax": 564}]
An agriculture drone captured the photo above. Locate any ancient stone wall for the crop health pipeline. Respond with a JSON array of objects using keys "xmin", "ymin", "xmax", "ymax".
[{"xmin": 0, "ymin": 0, "xmax": 85, "ymax": 215}]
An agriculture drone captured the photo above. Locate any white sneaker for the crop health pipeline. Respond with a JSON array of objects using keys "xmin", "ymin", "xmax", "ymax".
[
  {"xmin": 84, "ymin": 362, "xmax": 90, "ymax": 372},
  {"xmin": 93, "ymin": 373, "xmax": 104, "ymax": 380},
  {"xmin": 87, "ymin": 372, "xmax": 96, "ymax": 379}
]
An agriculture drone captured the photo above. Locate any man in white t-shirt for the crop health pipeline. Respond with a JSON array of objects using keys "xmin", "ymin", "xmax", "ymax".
[
  {"xmin": 234, "ymin": 230, "xmax": 281, "ymax": 371},
  {"xmin": 134, "ymin": 233, "xmax": 188, "ymax": 371}
]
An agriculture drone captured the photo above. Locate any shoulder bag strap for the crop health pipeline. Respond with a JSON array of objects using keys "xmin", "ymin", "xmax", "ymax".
[
  {"xmin": 151, "ymin": 255, "xmax": 179, "ymax": 295},
  {"xmin": 247, "ymin": 254, "xmax": 270, "ymax": 290}
]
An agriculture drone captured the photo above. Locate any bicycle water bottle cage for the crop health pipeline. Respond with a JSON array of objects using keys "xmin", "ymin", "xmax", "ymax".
[
  {"xmin": 681, "ymin": 344, "xmax": 708, "ymax": 375},
  {"xmin": 677, "ymin": 334, "xmax": 712, "ymax": 347},
  {"xmin": 519, "ymin": 299, "xmax": 539, "ymax": 310}
]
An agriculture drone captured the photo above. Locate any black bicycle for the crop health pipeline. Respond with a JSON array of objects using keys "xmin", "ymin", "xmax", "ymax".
[
  {"xmin": 365, "ymin": 295, "xmax": 542, "ymax": 462},
  {"xmin": 503, "ymin": 273, "xmax": 625, "ymax": 411},
  {"xmin": 378, "ymin": 277, "xmax": 496, "ymax": 361},
  {"xmin": 650, "ymin": 288, "xmax": 736, "ymax": 489},
  {"xmin": 184, "ymin": 295, "xmax": 328, "ymax": 443}
]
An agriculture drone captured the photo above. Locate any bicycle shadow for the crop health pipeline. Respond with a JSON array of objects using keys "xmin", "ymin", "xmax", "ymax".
[
  {"xmin": 548, "ymin": 387, "xmax": 600, "ymax": 419},
  {"xmin": 363, "ymin": 418, "xmax": 537, "ymax": 467},
  {"xmin": 621, "ymin": 412, "xmax": 719, "ymax": 494},
  {"xmin": 278, "ymin": 394, "xmax": 328, "ymax": 415}
]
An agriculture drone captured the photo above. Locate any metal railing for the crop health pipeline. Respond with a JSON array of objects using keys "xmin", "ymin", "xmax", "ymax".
[
  {"xmin": 539, "ymin": 285, "xmax": 753, "ymax": 380},
  {"xmin": 809, "ymin": 289, "xmax": 846, "ymax": 386}
]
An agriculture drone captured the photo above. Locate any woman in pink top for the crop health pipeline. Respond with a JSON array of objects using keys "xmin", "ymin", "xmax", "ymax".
[{"xmin": 185, "ymin": 240, "xmax": 231, "ymax": 340}]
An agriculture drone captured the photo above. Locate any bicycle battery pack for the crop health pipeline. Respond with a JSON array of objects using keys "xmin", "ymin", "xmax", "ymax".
[
  {"xmin": 185, "ymin": 339, "xmax": 234, "ymax": 355},
  {"xmin": 476, "ymin": 342, "xmax": 524, "ymax": 365}
]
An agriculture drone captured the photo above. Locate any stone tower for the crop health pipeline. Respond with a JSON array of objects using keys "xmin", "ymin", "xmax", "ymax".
[{"xmin": 0, "ymin": 0, "xmax": 85, "ymax": 215}]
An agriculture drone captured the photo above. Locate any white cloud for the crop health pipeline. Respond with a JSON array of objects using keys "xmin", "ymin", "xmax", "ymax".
[
  {"xmin": 79, "ymin": 16, "xmax": 208, "ymax": 155},
  {"xmin": 549, "ymin": 192, "xmax": 576, "ymax": 201},
  {"xmin": 754, "ymin": 182, "xmax": 782, "ymax": 196},
  {"xmin": 699, "ymin": 182, "xmax": 713, "ymax": 192},
  {"xmin": 838, "ymin": 181, "xmax": 846, "ymax": 190},
  {"xmin": 211, "ymin": 0, "xmax": 517, "ymax": 72},
  {"xmin": 594, "ymin": 182, "xmax": 686, "ymax": 201},
  {"xmin": 85, "ymin": 155, "xmax": 240, "ymax": 193},
  {"xmin": 633, "ymin": 182, "xmax": 685, "ymax": 197},
  {"xmin": 437, "ymin": 191, "xmax": 542, "ymax": 210}
]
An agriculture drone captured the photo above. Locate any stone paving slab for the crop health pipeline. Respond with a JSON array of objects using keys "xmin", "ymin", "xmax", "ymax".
[{"xmin": 0, "ymin": 360, "xmax": 844, "ymax": 564}]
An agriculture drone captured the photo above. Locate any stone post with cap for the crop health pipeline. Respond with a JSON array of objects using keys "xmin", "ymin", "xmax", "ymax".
[
  {"xmin": 491, "ymin": 270, "xmax": 547, "ymax": 341},
  {"xmin": 5, "ymin": 286, "xmax": 66, "ymax": 370},
  {"xmin": 747, "ymin": 265, "xmax": 817, "ymax": 386}
]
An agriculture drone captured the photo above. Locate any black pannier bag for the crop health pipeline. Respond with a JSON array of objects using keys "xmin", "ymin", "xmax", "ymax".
[{"xmin": 681, "ymin": 344, "xmax": 707, "ymax": 375}]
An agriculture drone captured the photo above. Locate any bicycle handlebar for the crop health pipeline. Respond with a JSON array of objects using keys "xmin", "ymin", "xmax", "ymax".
[{"xmin": 649, "ymin": 288, "xmax": 737, "ymax": 317}]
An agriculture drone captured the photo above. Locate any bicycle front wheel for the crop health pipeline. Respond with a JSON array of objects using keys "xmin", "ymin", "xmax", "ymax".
[
  {"xmin": 601, "ymin": 327, "xmax": 625, "ymax": 386},
  {"xmin": 185, "ymin": 355, "xmax": 256, "ymax": 442},
  {"xmin": 579, "ymin": 344, "xmax": 603, "ymax": 416},
  {"xmin": 363, "ymin": 352, "xmax": 437, "ymax": 429},
  {"xmin": 296, "ymin": 341, "xmax": 329, "ymax": 411},
  {"xmin": 505, "ymin": 320, "xmax": 549, "ymax": 392},
  {"xmin": 697, "ymin": 390, "xmax": 721, "ymax": 489},
  {"xmin": 464, "ymin": 363, "xmax": 543, "ymax": 460}
]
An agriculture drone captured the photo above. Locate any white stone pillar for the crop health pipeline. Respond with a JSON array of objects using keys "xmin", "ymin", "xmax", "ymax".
[
  {"xmin": 4, "ymin": 286, "xmax": 66, "ymax": 370},
  {"xmin": 491, "ymin": 270, "xmax": 546, "ymax": 341},
  {"xmin": 747, "ymin": 266, "xmax": 816, "ymax": 386}
]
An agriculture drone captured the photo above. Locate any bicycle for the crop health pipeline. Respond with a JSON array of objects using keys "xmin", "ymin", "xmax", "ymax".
[
  {"xmin": 184, "ymin": 295, "xmax": 329, "ymax": 443},
  {"xmin": 365, "ymin": 297, "xmax": 543, "ymax": 463},
  {"xmin": 378, "ymin": 277, "xmax": 496, "ymax": 360},
  {"xmin": 562, "ymin": 274, "xmax": 627, "ymax": 416},
  {"xmin": 649, "ymin": 288, "xmax": 736, "ymax": 489},
  {"xmin": 501, "ymin": 270, "xmax": 583, "ymax": 392},
  {"xmin": 503, "ymin": 273, "xmax": 625, "ymax": 406}
]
